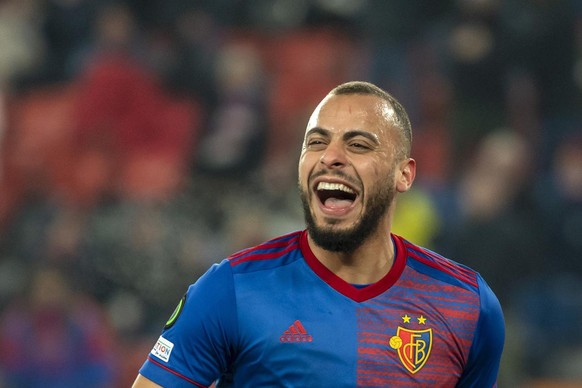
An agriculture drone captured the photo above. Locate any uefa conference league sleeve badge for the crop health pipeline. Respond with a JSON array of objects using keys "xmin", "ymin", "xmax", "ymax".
[{"xmin": 165, "ymin": 293, "xmax": 187, "ymax": 329}]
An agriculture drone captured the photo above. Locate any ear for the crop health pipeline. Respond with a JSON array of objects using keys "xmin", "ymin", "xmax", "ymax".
[{"xmin": 396, "ymin": 158, "xmax": 416, "ymax": 193}]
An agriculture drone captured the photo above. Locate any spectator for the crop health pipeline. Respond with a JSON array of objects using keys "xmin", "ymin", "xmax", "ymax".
[
  {"xmin": 0, "ymin": 265, "xmax": 117, "ymax": 387},
  {"xmin": 509, "ymin": 132, "xmax": 582, "ymax": 381},
  {"xmin": 435, "ymin": 129, "xmax": 545, "ymax": 306}
]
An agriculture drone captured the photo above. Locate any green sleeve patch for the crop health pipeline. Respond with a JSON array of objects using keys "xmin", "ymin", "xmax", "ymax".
[{"xmin": 165, "ymin": 293, "xmax": 186, "ymax": 329}]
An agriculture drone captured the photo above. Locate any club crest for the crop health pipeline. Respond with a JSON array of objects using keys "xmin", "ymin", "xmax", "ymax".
[{"xmin": 389, "ymin": 325, "xmax": 433, "ymax": 374}]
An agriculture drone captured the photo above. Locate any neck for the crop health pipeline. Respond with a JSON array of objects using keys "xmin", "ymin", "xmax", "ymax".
[{"xmin": 307, "ymin": 231, "xmax": 395, "ymax": 285}]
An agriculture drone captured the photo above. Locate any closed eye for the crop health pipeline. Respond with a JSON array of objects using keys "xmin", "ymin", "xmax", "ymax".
[
  {"xmin": 350, "ymin": 142, "xmax": 367, "ymax": 148},
  {"xmin": 308, "ymin": 139, "xmax": 325, "ymax": 145},
  {"xmin": 306, "ymin": 138, "xmax": 328, "ymax": 149},
  {"xmin": 348, "ymin": 141, "xmax": 372, "ymax": 151}
]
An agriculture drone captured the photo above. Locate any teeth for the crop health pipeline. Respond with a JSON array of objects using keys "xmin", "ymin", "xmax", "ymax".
[{"xmin": 317, "ymin": 182, "xmax": 355, "ymax": 194}]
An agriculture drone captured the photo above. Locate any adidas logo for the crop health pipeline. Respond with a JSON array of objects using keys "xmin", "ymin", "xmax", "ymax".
[{"xmin": 280, "ymin": 320, "xmax": 313, "ymax": 343}]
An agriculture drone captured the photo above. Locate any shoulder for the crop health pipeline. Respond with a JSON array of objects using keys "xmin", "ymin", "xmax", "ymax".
[
  {"xmin": 396, "ymin": 235, "xmax": 480, "ymax": 293},
  {"xmin": 226, "ymin": 230, "xmax": 304, "ymax": 273},
  {"xmin": 396, "ymin": 234, "xmax": 504, "ymax": 318},
  {"xmin": 184, "ymin": 231, "xmax": 304, "ymax": 302},
  {"xmin": 395, "ymin": 236, "xmax": 505, "ymax": 383}
]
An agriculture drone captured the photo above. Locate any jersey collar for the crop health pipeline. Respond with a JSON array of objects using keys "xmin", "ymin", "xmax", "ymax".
[{"xmin": 299, "ymin": 230, "xmax": 406, "ymax": 302}]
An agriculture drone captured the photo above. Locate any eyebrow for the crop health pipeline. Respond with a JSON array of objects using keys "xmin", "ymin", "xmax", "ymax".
[{"xmin": 305, "ymin": 127, "xmax": 380, "ymax": 145}]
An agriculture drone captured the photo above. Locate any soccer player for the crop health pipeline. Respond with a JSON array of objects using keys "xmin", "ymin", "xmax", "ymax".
[{"xmin": 132, "ymin": 81, "xmax": 505, "ymax": 387}]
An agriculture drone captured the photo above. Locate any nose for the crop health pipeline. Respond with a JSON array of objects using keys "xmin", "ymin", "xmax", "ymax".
[{"xmin": 320, "ymin": 141, "xmax": 348, "ymax": 168}]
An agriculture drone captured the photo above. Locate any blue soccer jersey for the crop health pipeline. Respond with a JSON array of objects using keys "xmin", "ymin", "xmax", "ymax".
[{"xmin": 139, "ymin": 230, "xmax": 504, "ymax": 387}]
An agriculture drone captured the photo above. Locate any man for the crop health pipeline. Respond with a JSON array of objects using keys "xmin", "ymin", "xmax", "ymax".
[{"xmin": 133, "ymin": 81, "xmax": 505, "ymax": 387}]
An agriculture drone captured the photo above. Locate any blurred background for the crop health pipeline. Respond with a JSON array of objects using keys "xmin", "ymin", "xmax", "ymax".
[{"xmin": 0, "ymin": 0, "xmax": 580, "ymax": 386}]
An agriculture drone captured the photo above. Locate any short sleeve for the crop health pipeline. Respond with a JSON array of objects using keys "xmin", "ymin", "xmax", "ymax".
[
  {"xmin": 457, "ymin": 274, "xmax": 505, "ymax": 388},
  {"xmin": 138, "ymin": 259, "xmax": 238, "ymax": 387}
]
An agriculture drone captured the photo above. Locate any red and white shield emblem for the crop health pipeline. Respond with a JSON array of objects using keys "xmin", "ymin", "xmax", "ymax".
[{"xmin": 390, "ymin": 326, "xmax": 433, "ymax": 374}]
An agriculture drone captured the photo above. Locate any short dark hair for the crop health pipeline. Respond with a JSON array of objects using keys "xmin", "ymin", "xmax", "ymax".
[{"xmin": 329, "ymin": 81, "xmax": 412, "ymax": 158}]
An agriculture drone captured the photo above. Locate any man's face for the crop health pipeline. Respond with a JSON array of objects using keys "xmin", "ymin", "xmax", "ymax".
[{"xmin": 298, "ymin": 93, "xmax": 410, "ymax": 252}]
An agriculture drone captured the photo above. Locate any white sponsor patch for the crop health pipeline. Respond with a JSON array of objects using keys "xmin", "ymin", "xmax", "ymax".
[{"xmin": 151, "ymin": 336, "xmax": 174, "ymax": 362}]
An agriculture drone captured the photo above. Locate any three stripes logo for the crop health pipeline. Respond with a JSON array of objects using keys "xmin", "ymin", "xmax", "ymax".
[{"xmin": 280, "ymin": 320, "xmax": 313, "ymax": 343}]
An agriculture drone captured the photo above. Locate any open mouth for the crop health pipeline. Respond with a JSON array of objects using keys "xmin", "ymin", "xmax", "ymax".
[{"xmin": 315, "ymin": 181, "xmax": 358, "ymax": 210}]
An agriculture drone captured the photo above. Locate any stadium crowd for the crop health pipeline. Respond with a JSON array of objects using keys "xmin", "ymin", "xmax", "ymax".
[{"xmin": 0, "ymin": 0, "xmax": 580, "ymax": 386}]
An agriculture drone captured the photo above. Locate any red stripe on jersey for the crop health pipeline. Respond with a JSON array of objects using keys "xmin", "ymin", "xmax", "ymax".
[
  {"xmin": 403, "ymin": 240, "xmax": 476, "ymax": 280},
  {"xmin": 413, "ymin": 243, "xmax": 476, "ymax": 281},
  {"xmin": 147, "ymin": 356, "xmax": 207, "ymax": 387},
  {"xmin": 229, "ymin": 233, "xmax": 299, "ymax": 261},
  {"xmin": 229, "ymin": 231, "xmax": 301, "ymax": 260},
  {"xmin": 229, "ymin": 241, "xmax": 299, "ymax": 266},
  {"xmin": 403, "ymin": 244, "xmax": 478, "ymax": 289}
]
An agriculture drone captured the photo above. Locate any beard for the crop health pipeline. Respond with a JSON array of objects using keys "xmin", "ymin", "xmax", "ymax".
[{"xmin": 298, "ymin": 172, "xmax": 396, "ymax": 253}]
